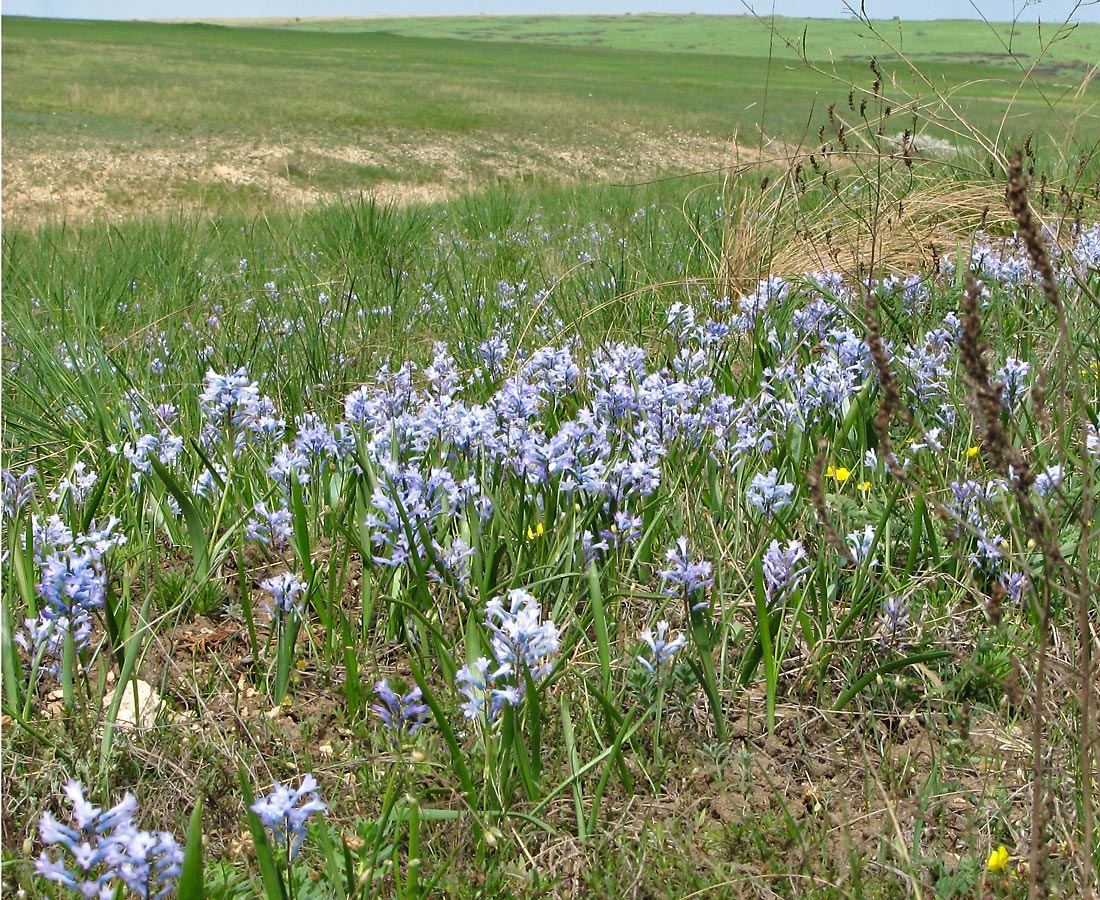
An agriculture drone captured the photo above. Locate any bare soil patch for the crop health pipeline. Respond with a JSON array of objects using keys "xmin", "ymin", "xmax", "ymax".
[{"xmin": 2, "ymin": 130, "xmax": 777, "ymax": 226}]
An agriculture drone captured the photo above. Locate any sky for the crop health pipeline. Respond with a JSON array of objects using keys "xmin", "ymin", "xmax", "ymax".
[{"xmin": 3, "ymin": 0, "xmax": 1099, "ymax": 22}]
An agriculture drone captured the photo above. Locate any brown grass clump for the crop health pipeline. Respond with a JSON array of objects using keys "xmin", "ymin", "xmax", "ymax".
[{"xmin": 719, "ymin": 147, "xmax": 1020, "ymax": 297}]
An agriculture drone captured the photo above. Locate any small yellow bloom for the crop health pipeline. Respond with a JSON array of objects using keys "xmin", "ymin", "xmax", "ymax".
[
  {"xmin": 987, "ymin": 845, "xmax": 1010, "ymax": 873},
  {"xmin": 967, "ymin": 445, "xmax": 980, "ymax": 458},
  {"xmin": 826, "ymin": 466, "xmax": 852, "ymax": 482},
  {"xmin": 857, "ymin": 480, "xmax": 871, "ymax": 491},
  {"xmin": 526, "ymin": 522, "xmax": 546, "ymax": 541}
]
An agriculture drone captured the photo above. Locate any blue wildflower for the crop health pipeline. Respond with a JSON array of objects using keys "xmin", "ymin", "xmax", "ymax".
[
  {"xmin": 879, "ymin": 596, "xmax": 911, "ymax": 648},
  {"xmin": 371, "ymin": 678, "xmax": 430, "ymax": 742},
  {"xmin": 259, "ymin": 572, "xmax": 307, "ymax": 622},
  {"xmin": 746, "ymin": 468, "xmax": 795, "ymax": 518},
  {"xmin": 762, "ymin": 539, "xmax": 810, "ymax": 606},
  {"xmin": 36, "ymin": 780, "xmax": 181, "ymax": 900},
  {"xmin": 636, "ymin": 621, "xmax": 687, "ymax": 673},
  {"xmin": 2, "ymin": 466, "xmax": 36, "ymax": 519},
  {"xmin": 659, "ymin": 537, "xmax": 714, "ymax": 611},
  {"xmin": 250, "ymin": 774, "xmax": 327, "ymax": 860}
]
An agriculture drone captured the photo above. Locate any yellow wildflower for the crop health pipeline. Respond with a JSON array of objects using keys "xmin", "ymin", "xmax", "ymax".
[
  {"xmin": 967, "ymin": 446, "xmax": 980, "ymax": 458},
  {"xmin": 857, "ymin": 480, "xmax": 871, "ymax": 491},
  {"xmin": 987, "ymin": 845, "xmax": 1010, "ymax": 873},
  {"xmin": 826, "ymin": 466, "xmax": 852, "ymax": 483},
  {"xmin": 526, "ymin": 522, "xmax": 546, "ymax": 541}
]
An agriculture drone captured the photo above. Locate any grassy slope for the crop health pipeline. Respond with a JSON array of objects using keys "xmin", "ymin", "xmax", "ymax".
[
  {"xmin": 4, "ymin": 15, "xmax": 1097, "ymax": 154},
  {"xmin": 3, "ymin": 14, "xmax": 1099, "ymax": 900},
  {"xmin": 241, "ymin": 13, "xmax": 1100, "ymax": 69}
]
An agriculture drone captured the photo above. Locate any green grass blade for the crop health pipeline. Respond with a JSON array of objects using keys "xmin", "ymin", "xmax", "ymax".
[{"xmin": 178, "ymin": 797, "xmax": 205, "ymax": 900}]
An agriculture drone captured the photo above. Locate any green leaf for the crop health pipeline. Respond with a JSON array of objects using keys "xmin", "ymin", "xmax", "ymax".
[
  {"xmin": 406, "ymin": 654, "xmax": 476, "ymax": 827},
  {"xmin": 832, "ymin": 650, "xmax": 954, "ymax": 710},
  {"xmin": 149, "ymin": 456, "xmax": 210, "ymax": 581},
  {"xmin": 585, "ymin": 564, "xmax": 612, "ymax": 696},
  {"xmin": 238, "ymin": 765, "xmax": 288, "ymax": 900},
  {"xmin": 178, "ymin": 798, "xmax": 205, "ymax": 900}
]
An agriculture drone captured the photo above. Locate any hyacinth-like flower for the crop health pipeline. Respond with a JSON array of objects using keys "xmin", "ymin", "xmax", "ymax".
[
  {"xmin": 49, "ymin": 462, "xmax": 98, "ymax": 507},
  {"xmin": 456, "ymin": 590, "xmax": 560, "ymax": 722},
  {"xmin": 879, "ymin": 596, "xmax": 911, "ymax": 648},
  {"xmin": 1034, "ymin": 464, "xmax": 1063, "ymax": 499},
  {"xmin": 1087, "ymin": 424, "xmax": 1100, "ymax": 458},
  {"xmin": 250, "ymin": 774, "xmax": 328, "ymax": 860},
  {"xmin": 115, "ymin": 428, "xmax": 185, "ymax": 490},
  {"xmin": 845, "ymin": 525, "xmax": 879, "ymax": 567},
  {"xmin": 19, "ymin": 521, "xmax": 127, "ymax": 678},
  {"xmin": 2, "ymin": 466, "xmax": 36, "ymax": 519},
  {"xmin": 746, "ymin": 468, "xmax": 795, "ymax": 518},
  {"xmin": 16, "ymin": 608, "xmax": 94, "ymax": 679},
  {"xmin": 478, "ymin": 333, "xmax": 510, "ymax": 376},
  {"xmin": 597, "ymin": 509, "xmax": 643, "ymax": 551},
  {"xmin": 996, "ymin": 356, "xmax": 1030, "ymax": 411},
  {"xmin": 245, "ymin": 500, "xmax": 294, "ymax": 548},
  {"xmin": 36, "ymin": 780, "xmax": 182, "ymax": 900},
  {"xmin": 199, "ymin": 367, "xmax": 284, "ymax": 451},
  {"xmin": 33, "ymin": 515, "xmax": 76, "ymax": 564},
  {"xmin": 109, "ymin": 826, "xmax": 184, "ymax": 900},
  {"xmin": 484, "ymin": 589, "xmax": 561, "ymax": 682},
  {"xmin": 636, "ymin": 621, "xmax": 687, "ymax": 673},
  {"xmin": 191, "ymin": 463, "xmax": 227, "ymax": 501},
  {"xmin": 659, "ymin": 537, "xmax": 714, "ymax": 611},
  {"xmin": 998, "ymin": 571, "xmax": 1027, "ymax": 605},
  {"xmin": 455, "ymin": 657, "xmax": 496, "ymax": 721},
  {"xmin": 259, "ymin": 572, "xmax": 307, "ymax": 621},
  {"xmin": 665, "ymin": 301, "xmax": 698, "ymax": 344},
  {"xmin": 762, "ymin": 539, "xmax": 810, "ymax": 606},
  {"xmin": 371, "ymin": 678, "xmax": 431, "ymax": 742}
]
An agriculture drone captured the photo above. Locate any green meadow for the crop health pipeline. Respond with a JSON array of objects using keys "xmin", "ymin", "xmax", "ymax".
[
  {"xmin": 263, "ymin": 12, "xmax": 1100, "ymax": 70},
  {"xmin": 2, "ymin": 12, "xmax": 1099, "ymax": 900},
  {"xmin": 4, "ymin": 13, "xmax": 1099, "ymax": 224}
]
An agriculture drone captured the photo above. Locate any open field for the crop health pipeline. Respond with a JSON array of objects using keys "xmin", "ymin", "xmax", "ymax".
[
  {"xmin": 3, "ymin": 12, "xmax": 1100, "ymax": 900},
  {"xmin": 222, "ymin": 13, "xmax": 1100, "ymax": 70},
  {"xmin": 3, "ymin": 15, "xmax": 1099, "ymax": 224}
]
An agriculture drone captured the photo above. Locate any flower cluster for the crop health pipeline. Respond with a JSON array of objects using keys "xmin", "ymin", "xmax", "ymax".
[
  {"xmin": 372, "ymin": 678, "xmax": 431, "ymax": 743},
  {"xmin": 762, "ymin": 539, "xmax": 810, "ymax": 606},
  {"xmin": 199, "ymin": 367, "xmax": 284, "ymax": 452},
  {"xmin": 636, "ymin": 621, "xmax": 687, "ymax": 673},
  {"xmin": 746, "ymin": 468, "xmax": 795, "ymax": 518},
  {"xmin": 456, "ymin": 589, "xmax": 560, "ymax": 722},
  {"xmin": 879, "ymin": 596, "xmax": 911, "ymax": 648},
  {"xmin": 36, "ymin": 780, "xmax": 182, "ymax": 900},
  {"xmin": 250, "ymin": 774, "xmax": 328, "ymax": 860},
  {"xmin": 2, "ymin": 466, "xmax": 37, "ymax": 519},
  {"xmin": 659, "ymin": 537, "xmax": 714, "ymax": 611},
  {"xmin": 259, "ymin": 572, "xmax": 307, "ymax": 622},
  {"xmin": 17, "ymin": 519, "xmax": 127, "ymax": 680}
]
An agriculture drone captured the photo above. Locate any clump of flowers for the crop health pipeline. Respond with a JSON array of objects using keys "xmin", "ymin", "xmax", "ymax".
[
  {"xmin": 250, "ymin": 774, "xmax": 328, "ymax": 861},
  {"xmin": 659, "ymin": 537, "xmax": 714, "ymax": 611},
  {"xmin": 259, "ymin": 572, "xmax": 307, "ymax": 623},
  {"xmin": 456, "ymin": 589, "xmax": 560, "ymax": 722},
  {"xmin": 372, "ymin": 678, "xmax": 431, "ymax": 744},
  {"xmin": 16, "ymin": 519, "xmax": 128, "ymax": 682},
  {"xmin": 636, "ymin": 621, "xmax": 686, "ymax": 673},
  {"xmin": 762, "ymin": 539, "xmax": 810, "ymax": 606},
  {"xmin": 2, "ymin": 466, "xmax": 36, "ymax": 519},
  {"xmin": 879, "ymin": 596, "xmax": 911, "ymax": 648},
  {"xmin": 845, "ymin": 525, "xmax": 879, "ymax": 567},
  {"xmin": 36, "ymin": 779, "xmax": 182, "ymax": 900},
  {"xmin": 245, "ymin": 500, "xmax": 294, "ymax": 548},
  {"xmin": 746, "ymin": 468, "xmax": 795, "ymax": 518}
]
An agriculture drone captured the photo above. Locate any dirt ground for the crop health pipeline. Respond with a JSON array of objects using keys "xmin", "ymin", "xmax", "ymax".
[{"xmin": 2, "ymin": 129, "xmax": 781, "ymax": 226}]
